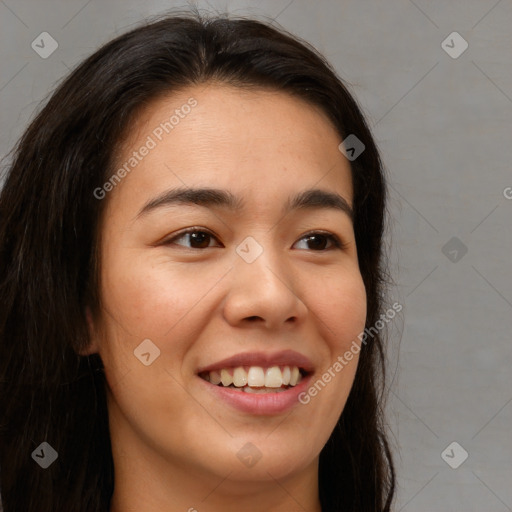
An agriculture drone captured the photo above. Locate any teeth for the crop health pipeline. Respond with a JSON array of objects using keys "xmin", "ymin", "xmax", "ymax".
[
  {"xmin": 220, "ymin": 369, "xmax": 233, "ymax": 387},
  {"xmin": 290, "ymin": 366, "xmax": 300, "ymax": 386},
  {"xmin": 265, "ymin": 366, "xmax": 283, "ymax": 388},
  {"xmin": 210, "ymin": 370, "xmax": 221, "ymax": 385},
  {"xmin": 233, "ymin": 367, "xmax": 248, "ymax": 387},
  {"xmin": 247, "ymin": 366, "xmax": 265, "ymax": 387},
  {"xmin": 204, "ymin": 365, "xmax": 305, "ymax": 389},
  {"xmin": 282, "ymin": 366, "xmax": 291, "ymax": 386}
]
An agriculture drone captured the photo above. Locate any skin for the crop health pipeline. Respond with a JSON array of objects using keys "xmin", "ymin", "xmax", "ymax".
[{"xmin": 85, "ymin": 83, "xmax": 367, "ymax": 512}]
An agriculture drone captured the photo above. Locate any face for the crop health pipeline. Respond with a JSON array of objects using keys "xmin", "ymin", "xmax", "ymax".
[{"xmin": 87, "ymin": 84, "xmax": 367, "ymax": 498}]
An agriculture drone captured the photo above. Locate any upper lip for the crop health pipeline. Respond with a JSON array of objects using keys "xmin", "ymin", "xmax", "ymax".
[{"xmin": 197, "ymin": 349, "xmax": 315, "ymax": 374}]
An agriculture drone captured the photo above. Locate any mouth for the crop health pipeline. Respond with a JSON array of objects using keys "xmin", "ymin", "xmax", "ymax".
[
  {"xmin": 195, "ymin": 349, "xmax": 315, "ymax": 414},
  {"xmin": 198, "ymin": 365, "xmax": 310, "ymax": 394}
]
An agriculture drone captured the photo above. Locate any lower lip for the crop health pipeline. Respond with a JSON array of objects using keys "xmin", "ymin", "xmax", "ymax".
[{"xmin": 197, "ymin": 373, "xmax": 313, "ymax": 415}]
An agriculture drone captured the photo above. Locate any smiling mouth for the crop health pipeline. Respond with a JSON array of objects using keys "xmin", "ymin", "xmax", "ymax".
[{"xmin": 198, "ymin": 365, "xmax": 309, "ymax": 393}]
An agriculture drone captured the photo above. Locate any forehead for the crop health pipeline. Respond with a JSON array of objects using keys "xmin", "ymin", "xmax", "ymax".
[{"xmin": 107, "ymin": 83, "xmax": 353, "ymax": 214}]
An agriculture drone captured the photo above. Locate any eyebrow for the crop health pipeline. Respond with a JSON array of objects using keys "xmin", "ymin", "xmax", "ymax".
[{"xmin": 135, "ymin": 186, "xmax": 353, "ymax": 220}]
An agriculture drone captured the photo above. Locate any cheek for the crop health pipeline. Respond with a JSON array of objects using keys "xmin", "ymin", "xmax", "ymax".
[
  {"xmin": 100, "ymin": 256, "xmax": 213, "ymax": 339},
  {"xmin": 307, "ymin": 267, "xmax": 367, "ymax": 350},
  {"xmin": 96, "ymin": 259, "xmax": 203, "ymax": 445},
  {"xmin": 299, "ymin": 268, "xmax": 366, "ymax": 416},
  {"xmin": 96, "ymin": 255, "xmax": 230, "ymax": 383}
]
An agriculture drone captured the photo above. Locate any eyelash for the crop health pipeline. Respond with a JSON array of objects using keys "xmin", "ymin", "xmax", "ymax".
[{"xmin": 163, "ymin": 227, "xmax": 346, "ymax": 251}]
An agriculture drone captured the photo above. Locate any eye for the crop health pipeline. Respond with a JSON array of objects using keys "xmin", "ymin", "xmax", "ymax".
[
  {"xmin": 165, "ymin": 228, "xmax": 221, "ymax": 249},
  {"xmin": 163, "ymin": 228, "xmax": 345, "ymax": 251},
  {"xmin": 293, "ymin": 231, "xmax": 344, "ymax": 251}
]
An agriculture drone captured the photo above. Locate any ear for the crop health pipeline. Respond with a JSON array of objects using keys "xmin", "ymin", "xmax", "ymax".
[{"xmin": 79, "ymin": 306, "xmax": 101, "ymax": 356}]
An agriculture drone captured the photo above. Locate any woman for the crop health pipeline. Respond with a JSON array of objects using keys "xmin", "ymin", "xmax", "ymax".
[{"xmin": 0, "ymin": 12, "xmax": 396, "ymax": 512}]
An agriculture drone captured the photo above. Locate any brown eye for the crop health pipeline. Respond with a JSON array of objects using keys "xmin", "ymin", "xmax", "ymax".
[
  {"xmin": 166, "ymin": 229, "xmax": 220, "ymax": 249},
  {"xmin": 294, "ymin": 232, "xmax": 343, "ymax": 251}
]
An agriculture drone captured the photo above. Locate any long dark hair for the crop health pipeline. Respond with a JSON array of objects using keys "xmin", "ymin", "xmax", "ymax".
[{"xmin": 0, "ymin": 11, "xmax": 395, "ymax": 512}]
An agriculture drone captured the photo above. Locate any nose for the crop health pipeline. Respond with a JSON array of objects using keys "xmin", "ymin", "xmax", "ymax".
[{"xmin": 222, "ymin": 239, "xmax": 308, "ymax": 330}]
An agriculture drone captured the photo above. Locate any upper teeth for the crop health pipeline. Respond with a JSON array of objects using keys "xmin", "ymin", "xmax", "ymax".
[{"xmin": 203, "ymin": 366, "xmax": 302, "ymax": 388}]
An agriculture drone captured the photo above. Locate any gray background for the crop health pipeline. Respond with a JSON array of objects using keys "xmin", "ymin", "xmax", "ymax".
[{"xmin": 1, "ymin": 1, "xmax": 511, "ymax": 510}]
